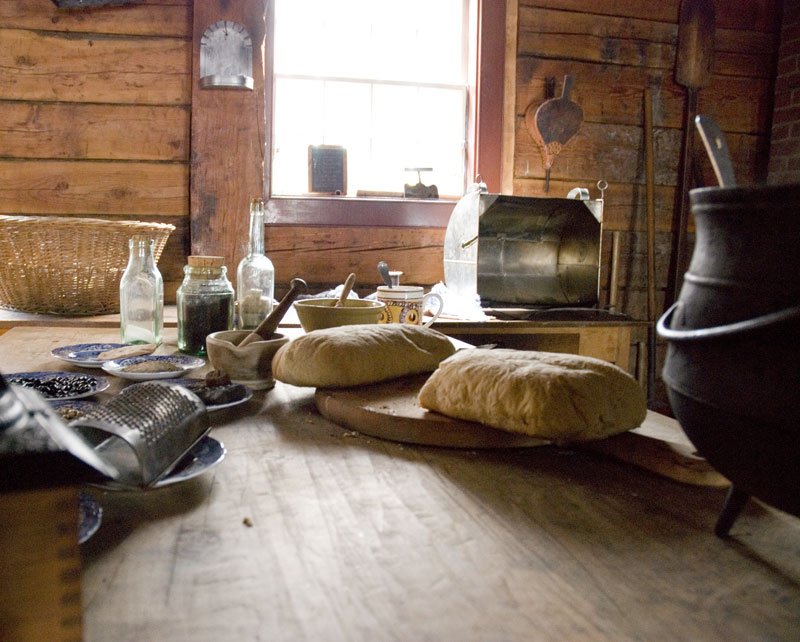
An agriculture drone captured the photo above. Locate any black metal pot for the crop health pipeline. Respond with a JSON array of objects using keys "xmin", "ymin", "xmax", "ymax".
[{"xmin": 657, "ymin": 184, "xmax": 800, "ymax": 536}]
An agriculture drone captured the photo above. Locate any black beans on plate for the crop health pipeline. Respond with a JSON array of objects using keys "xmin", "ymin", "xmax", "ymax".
[{"xmin": 10, "ymin": 375, "xmax": 97, "ymax": 398}]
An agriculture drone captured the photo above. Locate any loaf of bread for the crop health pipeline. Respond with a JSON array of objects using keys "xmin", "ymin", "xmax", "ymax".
[
  {"xmin": 418, "ymin": 348, "xmax": 646, "ymax": 443},
  {"xmin": 271, "ymin": 324, "xmax": 456, "ymax": 388}
]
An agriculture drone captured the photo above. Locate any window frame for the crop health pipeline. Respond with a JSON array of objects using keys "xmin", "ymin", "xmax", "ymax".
[{"xmin": 262, "ymin": 0, "xmax": 505, "ymax": 229}]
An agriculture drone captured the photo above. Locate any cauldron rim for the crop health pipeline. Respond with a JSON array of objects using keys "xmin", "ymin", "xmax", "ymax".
[{"xmin": 690, "ymin": 182, "xmax": 800, "ymax": 206}]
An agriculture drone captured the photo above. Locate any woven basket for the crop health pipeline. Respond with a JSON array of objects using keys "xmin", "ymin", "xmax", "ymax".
[{"xmin": 0, "ymin": 216, "xmax": 175, "ymax": 316}]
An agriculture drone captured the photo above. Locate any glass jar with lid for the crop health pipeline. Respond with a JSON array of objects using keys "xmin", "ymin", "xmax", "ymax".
[{"xmin": 176, "ymin": 255, "xmax": 234, "ymax": 356}]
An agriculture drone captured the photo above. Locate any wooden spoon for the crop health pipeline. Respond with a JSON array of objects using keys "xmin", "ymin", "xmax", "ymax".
[
  {"xmin": 238, "ymin": 278, "xmax": 308, "ymax": 347},
  {"xmin": 335, "ymin": 273, "xmax": 356, "ymax": 307}
]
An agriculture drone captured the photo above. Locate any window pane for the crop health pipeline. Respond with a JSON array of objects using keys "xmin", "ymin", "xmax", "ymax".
[
  {"xmin": 272, "ymin": 0, "xmax": 467, "ymax": 198},
  {"xmin": 275, "ymin": 0, "xmax": 465, "ymax": 84}
]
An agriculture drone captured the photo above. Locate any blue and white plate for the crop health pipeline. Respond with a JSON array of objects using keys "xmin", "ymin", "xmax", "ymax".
[
  {"xmin": 94, "ymin": 436, "xmax": 226, "ymax": 491},
  {"xmin": 78, "ymin": 491, "xmax": 102, "ymax": 544},
  {"xmin": 51, "ymin": 343, "xmax": 126, "ymax": 368},
  {"xmin": 101, "ymin": 354, "xmax": 205, "ymax": 381},
  {"xmin": 6, "ymin": 371, "xmax": 110, "ymax": 400},
  {"xmin": 157, "ymin": 378, "xmax": 253, "ymax": 412},
  {"xmin": 50, "ymin": 398, "xmax": 98, "ymax": 421}
]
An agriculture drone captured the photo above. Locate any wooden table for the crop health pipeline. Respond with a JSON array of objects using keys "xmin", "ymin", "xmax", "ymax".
[
  {"xmin": 0, "ymin": 307, "xmax": 645, "ymax": 373},
  {"xmin": 2, "ymin": 327, "xmax": 799, "ymax": 641}
]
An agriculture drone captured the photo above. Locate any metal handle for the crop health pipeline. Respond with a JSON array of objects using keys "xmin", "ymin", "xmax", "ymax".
[
  {"xmin": 695, "ymin": 115, "xmax": 736, "ymax": 187},
  {"xmin": 657, "ymin": 302, "xmax": 800, "ymax": 342}
]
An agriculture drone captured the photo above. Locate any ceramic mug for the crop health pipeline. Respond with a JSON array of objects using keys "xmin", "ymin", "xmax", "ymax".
[{"xmin": 376, "ymin": 285, "xmax": 444, "ymax": 328}]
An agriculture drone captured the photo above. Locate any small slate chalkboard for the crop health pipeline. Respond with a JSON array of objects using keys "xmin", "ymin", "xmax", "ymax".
[{"xmin": 308, "ymin": 145, "xmax": 347, "ymax": 195}]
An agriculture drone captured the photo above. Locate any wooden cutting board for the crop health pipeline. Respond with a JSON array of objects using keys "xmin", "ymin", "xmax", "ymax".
[{"xmin": 314, "ymin": 374, "xmax": 729, "ymax": 488}]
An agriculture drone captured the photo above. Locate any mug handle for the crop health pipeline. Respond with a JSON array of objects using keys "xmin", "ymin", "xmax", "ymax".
[{"xmin": 421, "ymin": 292, "xmax": 444, "ymax": 328}]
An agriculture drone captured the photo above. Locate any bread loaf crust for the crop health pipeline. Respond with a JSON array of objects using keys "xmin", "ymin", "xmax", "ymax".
[
  {"xmin": 418, "ymin": 349, "xmax": 647, "ymax": 443},
  {"xmin": 272, "ymin": 324, "xmax": 456, "ymax": 388}
]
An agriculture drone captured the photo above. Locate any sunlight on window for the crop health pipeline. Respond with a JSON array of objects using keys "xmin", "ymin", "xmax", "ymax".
[{"xmin": 272, "ymin": 0, "xmax": 468, "ymax": 198}]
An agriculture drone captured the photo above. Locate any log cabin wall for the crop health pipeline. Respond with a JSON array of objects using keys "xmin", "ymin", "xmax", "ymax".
[
  {"xmin": 0, "ymin": 0, "xmax": 192, "ymax": 301},
  {"xmin": 506, "ymin": 0, "xmax": 783, "ymax": 405},
  {"xmin": 2, "ymin": 0, "xmax": 783, "ymax": 305},
  {"xmin": 264, "ymin": 0, "xmax": 784, "ymax": 306},
  {"xmin": 509, "ymin": 0, "xmax": 782, "ymax": 311},
  {"xmin": 1, "ymin": 0, "xmax": 785, "ymax": 400}
]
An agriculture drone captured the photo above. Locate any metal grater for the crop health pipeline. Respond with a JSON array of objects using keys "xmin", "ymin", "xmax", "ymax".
[{"xmin": 73, "ymin": 382, "xmax": 209, "ymax": 487}]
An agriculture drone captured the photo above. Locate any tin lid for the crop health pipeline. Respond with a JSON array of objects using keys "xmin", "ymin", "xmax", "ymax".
[{"xmin": 187, "ymin": 255, "xmax": 224, "ymax": 268}]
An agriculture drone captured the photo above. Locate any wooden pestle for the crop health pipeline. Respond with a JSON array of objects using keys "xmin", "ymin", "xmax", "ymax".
[{"xmin": 238, "ymin": 278, "xmax": 308, "ymax": 347}]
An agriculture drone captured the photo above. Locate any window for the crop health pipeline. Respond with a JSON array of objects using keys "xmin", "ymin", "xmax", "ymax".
[
  {"xmin": 264, "ymin": 0, "xmax": 505, "ymax": 227},
  {"xmin": 272, "ymin": 0, "xmax": 468, "ymax": 199}
]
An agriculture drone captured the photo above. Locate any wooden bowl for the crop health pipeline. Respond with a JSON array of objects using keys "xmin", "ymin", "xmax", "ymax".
[{"xmin": 293, "ymin": 298, "xmax": 385, "ymax": 332}]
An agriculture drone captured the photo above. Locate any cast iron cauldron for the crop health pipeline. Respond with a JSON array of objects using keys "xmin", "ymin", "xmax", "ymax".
[{"xmin": 657, "ymin": 183, "xmax": 800, "ymax": 536}]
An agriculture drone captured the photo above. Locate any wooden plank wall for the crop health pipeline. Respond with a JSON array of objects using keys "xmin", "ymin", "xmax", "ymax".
[
  {"xmin": 266, "ymin": 0, "xmax": 783, "ymax": 300},
  {"xmin": 509, "ymin": 0, "xmax": 781, "ymax": 317},
  {"xmin": 0, "ymin": 0, "xmax": 192, "ymax": 301},
  {"xmin": 507, "ymin": 0, "xmax": 782, "ymax": 404},
  {"xmin": 0, "ymin": 0, "xmax": 784, "ymax": 329}
]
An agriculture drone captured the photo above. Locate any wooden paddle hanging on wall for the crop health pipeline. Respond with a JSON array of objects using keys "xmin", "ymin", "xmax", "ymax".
[
  {"xmin": 667, "ymin": 0, "xmax": 715, "ymax": 308},
  {"xmin": 524, "ymin": 75, "xmax": 584, "ymax": 192}
]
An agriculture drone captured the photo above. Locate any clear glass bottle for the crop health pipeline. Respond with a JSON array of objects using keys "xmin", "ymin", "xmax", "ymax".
[
  {"xmin": 236, "ymin": 197, "xmax": 275, "ymax": 329},
  {"xmin": 176, "ymin": 255, "xmax": 234, "ymax": 356},
  {"xmin": 119, "ymin": 235, "xmax": 163, "ymax": 345}
]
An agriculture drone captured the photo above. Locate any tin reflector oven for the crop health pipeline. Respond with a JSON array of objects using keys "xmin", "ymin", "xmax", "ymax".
[{"xmin": 444, "ymin": 188, "xmax": 603, "ymax": 308}]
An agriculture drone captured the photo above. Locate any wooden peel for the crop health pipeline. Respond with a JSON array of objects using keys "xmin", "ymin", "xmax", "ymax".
[
  {"xmin": 314, "ymin": 374, "xmax": 728, "ymax": 487},
  {"xmin": 335, "ymin": 273, "xmax": 356, "ymax": 307},
  {"xmin": 238, "ymin": 278, "xmax": 308, "ymax": 347},
  {"xmin": 524, "ymin": 75, "xmax": 584, "ymax": 192},
  {"xmin": 668, "ymin": 0, "xmax": 715, "ymax": 307}
]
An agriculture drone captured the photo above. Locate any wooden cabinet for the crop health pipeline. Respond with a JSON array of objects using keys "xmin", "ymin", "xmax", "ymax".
[{"xmin": 432, "ymin": 319, "xmax": 646, "ymax": 375}]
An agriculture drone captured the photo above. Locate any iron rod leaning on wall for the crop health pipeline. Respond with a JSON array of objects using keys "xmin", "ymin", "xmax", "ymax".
[{"xmin": 644, "ymin": 88, "xmax": 657, "ymax": 404}]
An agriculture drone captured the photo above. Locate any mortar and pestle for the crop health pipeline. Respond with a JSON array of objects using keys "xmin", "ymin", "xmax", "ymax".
[{"xmin": 206, "ymin": 278, "xmax": 308, "ymax": 390}]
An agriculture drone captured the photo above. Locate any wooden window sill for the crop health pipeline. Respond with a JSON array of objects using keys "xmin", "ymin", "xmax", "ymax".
[{"xmin": 264, "ymin": 196, "xmax": 458, "ymax": 228}]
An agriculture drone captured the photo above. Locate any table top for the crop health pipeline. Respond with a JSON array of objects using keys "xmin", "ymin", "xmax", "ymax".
[
  {"xmin": 0, "ymin": 305, "xmax": 648, "ymax": 331},
  {"xmin": 2, "ymin": 326, "xmax": 799, "ymax": 641}
]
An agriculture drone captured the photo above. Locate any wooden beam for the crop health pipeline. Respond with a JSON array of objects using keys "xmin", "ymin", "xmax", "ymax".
[
  {"xmin": 474, "ymin": 0, "xmax": 506, "ymax": 192},
  {"xmin": 190, "ymin": 0, "xmax": 266, "ymax": 271}
]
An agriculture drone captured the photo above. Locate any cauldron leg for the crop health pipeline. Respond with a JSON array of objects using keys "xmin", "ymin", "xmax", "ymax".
[{"xmin": 714, "ymin": 485, "xmax": 750, "ymax": 537}]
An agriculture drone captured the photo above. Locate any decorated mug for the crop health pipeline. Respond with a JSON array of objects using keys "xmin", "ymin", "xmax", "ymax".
[{"xmin": 376, "ymin": 285, "xmax": 444, "ymax": 328}]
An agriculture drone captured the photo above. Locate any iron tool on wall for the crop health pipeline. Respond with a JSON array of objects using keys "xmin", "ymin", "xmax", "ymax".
[{"xmin": 524, "ymin": 75, "xmax": 584, "ymax": 193}]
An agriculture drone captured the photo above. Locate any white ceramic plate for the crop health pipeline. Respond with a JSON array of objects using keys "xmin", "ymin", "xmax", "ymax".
[
  {"xmin": 101, "ymin": 355, "xmax": 205, "ymax": 381},
  {"xmin": 5, "ymin": 371, "xmax": 110, "ymax": 400},
  {"xmin": 51, "ymin": 343, "xmax": 126, "ymax": 368}
]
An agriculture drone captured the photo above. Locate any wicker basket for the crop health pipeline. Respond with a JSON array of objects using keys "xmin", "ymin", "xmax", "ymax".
[{"xmin": 0, "ymin": 216, "xmax": 175, "ymax": 316}]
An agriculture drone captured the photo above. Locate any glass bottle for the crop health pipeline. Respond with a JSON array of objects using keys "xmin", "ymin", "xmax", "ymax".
[
  {"xmin": 176, "ymin": 255, "xmax": 234, "ymax": 356},
  {"xmin": 119, "ymin": 235, "xmax": 163, "ymax": 345},
  {"xmin": 236, "ymin": 197, "xmax": 275, "ymax": 329}
]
